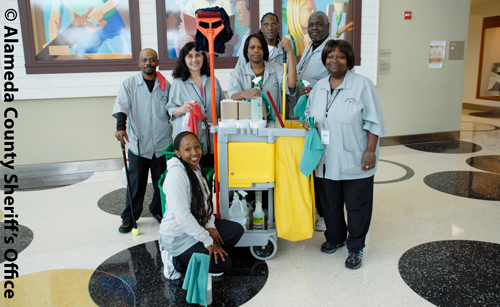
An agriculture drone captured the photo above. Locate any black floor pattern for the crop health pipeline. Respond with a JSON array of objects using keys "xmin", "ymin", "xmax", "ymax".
[
  {"xmin": 97, "ymin": 183, "xmax": 154, "ymax": 217},
  {"xmin": 405, "ymin": 140, "xmax": 482, "ymax": 154},
  {"xmin": 89, "ymin": 241, "xmax": 268, "ymax": 307},
  {"xmin": 0, "ymin": 172, "xmax": 93, "ymax": 191},
  {"xmin": 461, "ymin": 121, "xmax": 500, "ymax": 132},
  {"xmin": 424, "ymin": 171, "xmax": 500, "ymax": 201},
  {"xmin": 375, "ymin": 159, "xmax": 415, "ymax": 184},
  {"xmin": 466, "ymin": 155, "xmax": 500, "ymax": 174},
  {"xmin": 469, "ymin": 111, "xmax": 500, "ymax": 119},
  {"xmin": 399, "ymin": 240, "xmax": 500, "ymax": 306},
  {"xmin": 0, "ymin": 223, "xmax": 34, "ymax": 264}
]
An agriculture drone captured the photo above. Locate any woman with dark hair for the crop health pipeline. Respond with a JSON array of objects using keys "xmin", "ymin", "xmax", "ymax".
[
  {"xmin": 304, "ymin": 40, "xmax": 386, "ymax": 270},
  {"xmin": 166, "ymin": 42, "xmax": 223, "ymax": 167},
  {"xmin": 159, "ymin": 131, "xmax": 244, "ymax": 279},
  {"xmin": 228, "ymin": 33, "xmax": 297, "ymax": 117},
  {"xmin": 235, "ymin": 12, "xmax": 285, "ymax": 67}
]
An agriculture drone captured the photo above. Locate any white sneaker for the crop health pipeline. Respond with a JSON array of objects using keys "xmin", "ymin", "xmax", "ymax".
[
  {"xmin": 160, "ymin": 243, "xmax": 181, "ymax": 280},
  {"xmin": 315, "ymin": 217, "xmax": 327, "ymax": 231}
]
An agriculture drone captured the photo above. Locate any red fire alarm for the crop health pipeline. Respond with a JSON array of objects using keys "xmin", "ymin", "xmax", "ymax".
[{"xmin": 404, "ymin": 11, "xmax": 412, "ymax": 20}]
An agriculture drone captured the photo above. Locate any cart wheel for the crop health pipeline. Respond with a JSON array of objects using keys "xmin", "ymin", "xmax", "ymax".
[{"xmin": 250, "ymin": 237, "xmax": 277, "ymax": 260}]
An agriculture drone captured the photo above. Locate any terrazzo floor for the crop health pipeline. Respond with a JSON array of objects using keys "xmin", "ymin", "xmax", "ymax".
[{"xmin": 1, "ymin": 109, "xmax": 500, "ymax": 306}]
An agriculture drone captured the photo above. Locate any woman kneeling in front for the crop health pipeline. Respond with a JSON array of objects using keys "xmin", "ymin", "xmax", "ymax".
[{"xmin": 159, "ymin": 131, "xmax": 244, "ymax": 279}]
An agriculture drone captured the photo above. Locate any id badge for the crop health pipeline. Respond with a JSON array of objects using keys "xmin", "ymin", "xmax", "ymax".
[
  {"xmin": 201, "ymin": 122, "xmax": 206, "ymax": 130},
  {"xmin": 320, "ymin": 128, "xmax": 330, "ymax": 145}
]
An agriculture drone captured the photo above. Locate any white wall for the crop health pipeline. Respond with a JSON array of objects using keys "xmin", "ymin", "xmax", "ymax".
[
  {"xmin": 377, "ymin": 0, "xmax": 470, "ymax": 137},
  {"xmin": 463, "ymin": 0, "xmax": 500, "ymax": 108}
]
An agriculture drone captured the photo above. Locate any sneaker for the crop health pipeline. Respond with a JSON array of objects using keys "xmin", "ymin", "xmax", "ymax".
[
  {"xmin": 160, "ymin": 244, "xmax": 181, "ymax": 280},
  {"xmin": 345, "ymin": 250, "xmax": 363, "ymax": 270},
  {"xmin": 321, "ymin": 241, "xmax": 345, "ymax": 254},
  {"xmin": 315, "ymin": 217, "xmax": 327, "ymax": 231},
  {"xmin": 153, "ymin": 213, "xmax": 163, "ymax": 224},
  {"xmin": 118, "ymin": 221, "xmax": 133, "ymax": 233}
]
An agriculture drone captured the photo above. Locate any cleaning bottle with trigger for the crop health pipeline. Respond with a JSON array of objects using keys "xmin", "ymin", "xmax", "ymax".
[
  {"xmin": 253, "ymin": 191, "xmax": 265, "ymax": 230},
  {"xmin": 238, "ymin": 190, "xmax": 249, "ymax": 228},
  {"xmin": 229, "ymin": 192, "xmax": 247, "ymax": 229},
  {"xmin": 251, "ymin": 77, "xmax": 263, "ymax": 121},
  {"xmin": 181, "ymin": 101, "xmax": 196, "ymax": 131}
]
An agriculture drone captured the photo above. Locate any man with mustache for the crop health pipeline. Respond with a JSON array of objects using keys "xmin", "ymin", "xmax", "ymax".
[{"xmin": 112, "ymin": 48, "xmax": 173, "ymax": 233}]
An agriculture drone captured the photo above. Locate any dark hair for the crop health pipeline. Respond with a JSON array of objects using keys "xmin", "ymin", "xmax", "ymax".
[
  {"xmin": 258, "ymin": 12, "xmax": 281, "ymax": 42},
  {"xmin": 321, "ymin": 39, "xmax": 355, "ymax": 70},
  {"xmin": 172, "ymin": 42, "xmax": 211, "ymax": 81},
  {"xmin": 243, "ymin": 33, "xmax": 269, "ymax": 63},
  {"xmin": 174, "ymin": 131, "xmax": 213, "ymax": 226}
]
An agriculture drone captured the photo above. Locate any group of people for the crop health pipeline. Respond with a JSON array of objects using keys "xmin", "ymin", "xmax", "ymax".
[{"xmin": 112, "ymin": 10, "xmax": 385, "ymax": 278}]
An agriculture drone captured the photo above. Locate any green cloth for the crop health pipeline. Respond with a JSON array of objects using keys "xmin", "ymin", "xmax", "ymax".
[
  {"xmin": 299, "ymin": 117, "xmax": 324, "ymax": 177},
  {"xmin": 261, "ymin": 91, "xmax": 275, "ymax": 121},
  {"xmin": 182, "ymin": 253, "xmax": 210, "ymax": 307},
  {"xmin": 294, "ymin": 94, "xmax": 308, "ymax": 124}
]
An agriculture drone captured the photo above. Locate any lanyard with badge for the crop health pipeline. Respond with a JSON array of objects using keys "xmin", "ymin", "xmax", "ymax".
[
  {"xmin": 321, "ymin": 89, "xmax": 341, "ymax": 145},
  {"xmin": 297, "ymin": 47, "xmax": 313, "ymax": 76}
]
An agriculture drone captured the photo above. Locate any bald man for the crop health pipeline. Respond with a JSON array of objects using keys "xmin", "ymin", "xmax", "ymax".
[{"xmin": 113, "ymin": 48, "xmax": 173, "ymax": 233}]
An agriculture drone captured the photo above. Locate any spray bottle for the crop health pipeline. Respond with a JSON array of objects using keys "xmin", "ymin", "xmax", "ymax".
[
  {"xmin": 238, "ymin": 190, "xmax": 249, "ymax": 228},
  {"xmin": 229, "ymin": 192, "xmax": 247, "ymax": 229},
  {"xmin": 181, "ymin": 101, "xmax": 196, "ymax": 131},
  {"xmin": 251, "ymin": 77, "xmax": 263, "ymax": 121},
  {"xmin": 253, "ymin": 191, "xmax": 265, "ymax": 230}
]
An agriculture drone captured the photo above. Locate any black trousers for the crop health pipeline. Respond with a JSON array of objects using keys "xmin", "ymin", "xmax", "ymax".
[
  {"xmin": 121, "ymin": 150, "xmax": 166, "ymax": 222},
  {"xmin": 314, "ymin": 176, "xmax": 374, "ymax": 252},
  {"xmin": 174, "ymin": 219, "xmax": 244, "ymax": 274}
]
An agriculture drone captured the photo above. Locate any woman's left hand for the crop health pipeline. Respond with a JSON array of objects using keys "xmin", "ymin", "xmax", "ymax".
[
  {"xmin": 362, "ymin": 151, "xmax": 376, "ymax": 171},
  {"xmin": 208, "ymin": 228, "xmax": 224, "ymax": 246}
]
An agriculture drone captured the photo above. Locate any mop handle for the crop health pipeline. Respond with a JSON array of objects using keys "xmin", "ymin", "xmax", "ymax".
[{"xmin": 266, "ymin": 91, "xmax": 285, "ymax": 128}]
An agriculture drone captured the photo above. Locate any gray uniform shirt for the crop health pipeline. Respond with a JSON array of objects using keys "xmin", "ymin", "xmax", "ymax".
[
  {"xmin": 166, "ymin": 76, "xmax": 223, "ymax": 154},
  {"xmin": 112, "ymin": 73, "xmax": 172, "ymax": 159},
  {"xmin": 228, "ymin": 61, "xmax": 296, "ymax": 115},
  {"xmin": 304, "ymin": 70, "xmax": 386, "ymax": 180},
  {"xmin": 235, "ymin": 40, "xmax": 285, "ymax": 67},
  {"xmin": 296, "ymin": 36, "xmax": 335, "ymax": 90}
]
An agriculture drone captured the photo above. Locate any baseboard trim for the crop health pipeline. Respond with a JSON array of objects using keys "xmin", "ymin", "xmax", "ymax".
[
  {"xmin": 380, "ymin": 131, "xmax": 460, "ymax": 147},
  {"xmin": 463, "ymin": 103, "xmax": 500, "ymax": 112},
  {"xmin": 0, "ymin": 158, "xmax": 123, "ymax": 178}
]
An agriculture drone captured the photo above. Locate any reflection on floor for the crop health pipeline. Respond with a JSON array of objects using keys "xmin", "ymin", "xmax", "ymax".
[{"xmin": 1, "ymin": 109, "xmax": 500, "ymax": 306}]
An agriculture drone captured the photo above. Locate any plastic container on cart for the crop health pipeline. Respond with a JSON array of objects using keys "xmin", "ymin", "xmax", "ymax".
[
  {"xmin": 229, "ymin": 193, "xmax": 248, "ymax": 229},
  {"xmin": 253, "ymin": 201, "xmax": 265, "ymax": 230}
]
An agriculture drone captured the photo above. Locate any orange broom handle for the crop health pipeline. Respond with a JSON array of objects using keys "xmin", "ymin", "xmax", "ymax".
[{"xmin": 196, "ymin": 12, "xmax": 224, "ymax": 219}]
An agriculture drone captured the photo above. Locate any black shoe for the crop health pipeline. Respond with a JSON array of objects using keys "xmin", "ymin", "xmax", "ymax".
[
  {"xmin": 153, "ymin": 213, "xmax": 163, "ymax": 224},
  {"xmin": 345, "ymin": 250, "xmax": 363, "ymax": 269},
  {"xmin": 119, "ymin": 221, "xmax": 133, "ymax": 233},
  {"xmin": 321, "ymin": 241, "xmax": 345, "ymax": 254}
]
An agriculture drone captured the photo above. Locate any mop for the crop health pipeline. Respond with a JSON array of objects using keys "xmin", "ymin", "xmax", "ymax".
[{"xmin": 195, "ymin": 9, "xmax": 231, "ymax": 218}]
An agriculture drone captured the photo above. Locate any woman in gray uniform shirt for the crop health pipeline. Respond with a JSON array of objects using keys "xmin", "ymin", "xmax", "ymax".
[
  {"xmin": 228, "ymin": 33, "xmax": 297, "ymax": 117},
  {"xmin": 304, "ymin": 40, "xmax": 386, "ymax": 270},
  {"xmin": 166, "ymin": 42, "xmax": 223, "ymax": 167}
]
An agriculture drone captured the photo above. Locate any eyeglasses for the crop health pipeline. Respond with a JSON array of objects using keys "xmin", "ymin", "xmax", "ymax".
[{"xmin": 262, "ymin": 23, "xmax": 278, "ymax": 29}]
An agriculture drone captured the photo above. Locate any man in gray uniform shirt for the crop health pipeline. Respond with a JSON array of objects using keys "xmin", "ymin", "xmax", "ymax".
[
  {"xmin": 113, "ymin": 48, "xmax": 173, "ymax": 233},
  {"xmin": 295, "ymin": 11, "xmax": 334, "ymax": 97}
]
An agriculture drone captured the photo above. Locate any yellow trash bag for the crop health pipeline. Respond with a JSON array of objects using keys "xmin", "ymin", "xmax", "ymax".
[{"xmin": 275, "ymin": 135, "xmax": 315, "ymax": 241}]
